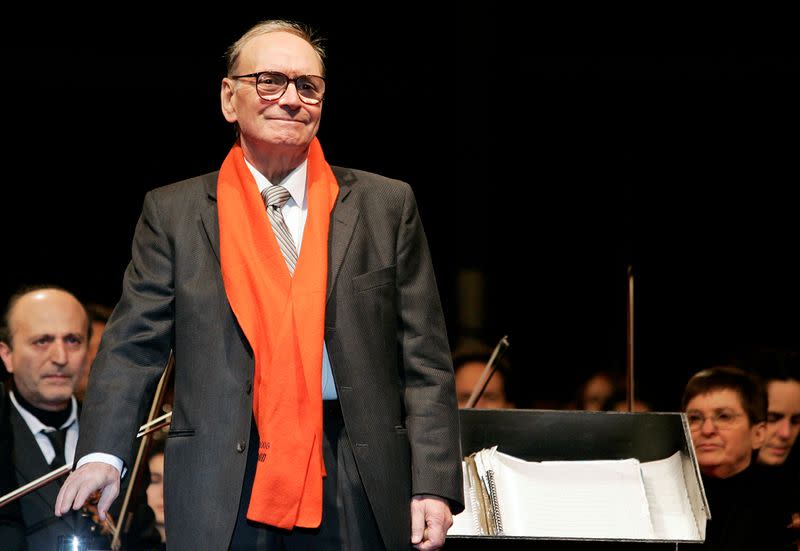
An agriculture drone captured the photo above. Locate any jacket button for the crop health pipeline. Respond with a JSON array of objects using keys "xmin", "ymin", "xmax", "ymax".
[
  {"xmin": 245, "ymin": 381, "xmax": 252, "ymax": 395},
  {"xmin": 236, "ymin": 441, "xmax": 246, "ymax": 453}
]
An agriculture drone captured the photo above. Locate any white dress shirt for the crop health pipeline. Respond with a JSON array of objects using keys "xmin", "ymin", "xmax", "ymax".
[{"xmin": 10, "ymin": 391, "xmax": 79, "ymax": 466}]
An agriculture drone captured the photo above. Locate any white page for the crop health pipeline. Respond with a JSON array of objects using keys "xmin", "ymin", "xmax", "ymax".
[
  {"xmin": 640, "ymin": 451, "xmax": 700, "ymax": 540},
  {"xmin": 492, "ymin": 452, "xmax": 655, "ymax": 539}
]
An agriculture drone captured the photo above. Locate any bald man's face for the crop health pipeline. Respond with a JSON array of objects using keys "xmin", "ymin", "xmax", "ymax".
[{"xmin": 0, "ymin": 290, "xmax": 88, "ymax": 410}]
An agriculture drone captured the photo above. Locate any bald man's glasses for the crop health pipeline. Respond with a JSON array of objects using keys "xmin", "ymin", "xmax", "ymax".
[{"xmin": 230, "ymin": 71, "xmax": 326, "ymax": 105}]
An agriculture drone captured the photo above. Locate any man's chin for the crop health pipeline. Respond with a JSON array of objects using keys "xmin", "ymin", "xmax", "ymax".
[
  {"xmin": 269, "ymin": 135, "xmax": 313, "ymax": 148},
  {"xmin": 761, "ymin": 448, "xmax": 789, "ymax": 464},
  {"xmin": 42, "ymin": 380, "xmax": 76, "ymax": 393},
  {"xmin": 40, "ymin": 393, "xmax": 74, "ymax": 410}
]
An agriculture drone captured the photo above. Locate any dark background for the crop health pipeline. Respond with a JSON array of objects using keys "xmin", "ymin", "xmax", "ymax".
[{"xmin": 1, "ymin": 12, "xmax": 799, "ymax": 410}]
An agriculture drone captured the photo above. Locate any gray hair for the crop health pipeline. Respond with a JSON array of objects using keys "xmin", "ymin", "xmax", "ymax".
[{"xmin": 225, "ymin": 19, "xmax": 326, "ymax": 76}]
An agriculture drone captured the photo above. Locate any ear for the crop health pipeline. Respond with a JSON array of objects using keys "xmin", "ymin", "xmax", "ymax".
[
  {"xmin": 220, "ymin": 78, "xmax": 239, "ymax": 124},
  {"xmin": 0, "ymin": 341, "xmax": 13, "ymax": 374},
  {"xmin": 750, "ymin": 421, "xmax": 768, "ymax": 450}
]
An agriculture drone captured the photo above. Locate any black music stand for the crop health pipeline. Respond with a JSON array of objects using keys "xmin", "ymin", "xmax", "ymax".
[{"xmin": 447, "ymin": 409, "xmax": 708, "ymax": 550}]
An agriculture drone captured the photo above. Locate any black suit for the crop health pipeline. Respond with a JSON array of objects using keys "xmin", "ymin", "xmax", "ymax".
[
  {"xmin": 7, "ymin": 398, "xmax": 83, "ymax": 550},
  {"xmin": 77, "ymin": 167, "xmax": 464, "ymax": 550},
  {"xmin": 0, "ymin": 384, "xmax": 26, "ymax": 551},
  {"xmin": 7, "ymin": 393, "xmax": 160, "ymax": 550}
]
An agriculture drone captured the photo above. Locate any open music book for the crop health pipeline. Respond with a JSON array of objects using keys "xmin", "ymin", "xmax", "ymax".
[{"xmin": 450, "ymin": 448, "xmax": 701, "ymax": 541}]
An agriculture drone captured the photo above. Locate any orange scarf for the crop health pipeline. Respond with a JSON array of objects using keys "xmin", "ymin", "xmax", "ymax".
[{"xmin": 218, "ymin": 138, "xmax": 338, "ymax": 529}]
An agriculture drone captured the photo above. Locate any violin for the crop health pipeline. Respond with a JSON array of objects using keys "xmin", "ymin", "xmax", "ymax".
[{"xmin": 80, "ymin": 489, "xmax": 116, "ymax": 538}]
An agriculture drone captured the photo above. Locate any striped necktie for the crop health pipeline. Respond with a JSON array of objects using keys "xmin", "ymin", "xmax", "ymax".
[{"xmin": 262, "ymin": 185, "xmax": 299, "ymax": 275}]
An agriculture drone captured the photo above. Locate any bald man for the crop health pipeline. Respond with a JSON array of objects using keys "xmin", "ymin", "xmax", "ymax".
[{"xmin": 0, "ymin": 286, "xmax": 92, "ymax": 549}]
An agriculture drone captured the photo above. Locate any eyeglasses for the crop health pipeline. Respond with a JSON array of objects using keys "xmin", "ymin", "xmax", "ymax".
[
  {"xmin": 230, "ymin": 70, "xmax": 326, "ymax": 105},
  {"xmin": 686, "ymin": 410, "xmax": 745, "ymax": 430}
]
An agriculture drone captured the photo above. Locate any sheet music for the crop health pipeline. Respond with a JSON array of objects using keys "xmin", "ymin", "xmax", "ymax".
[
  {"xmin": 474, "ymin": 448, "xmax": 502, "ymax": 534},
  {"xmin": 451, "ymin": 448, "xmax": 700, "ymax": 540},
  {"xmin": 492, "ymin": 452, "xmax": 654, "ymax": 539},
  {"xmin": 640, "ymin": 451, "xmax": 700, "ymax": 540}
]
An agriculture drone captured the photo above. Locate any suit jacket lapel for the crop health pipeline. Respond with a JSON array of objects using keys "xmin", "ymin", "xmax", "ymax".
[
  {"xmin": 9, "ymin": 406, "xmax": 77, "ymax": 531},
  {"xmin": 327, "ymin": 181, "xmax": 359, "ymax": 302},
  {"xmin": 200, "ymin": 178, "xmax": 221, "ymax": 264}
]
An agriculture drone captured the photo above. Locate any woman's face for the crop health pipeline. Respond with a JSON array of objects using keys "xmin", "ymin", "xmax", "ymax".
[{"xmin": 146, "ymin": 453, "xmax": 165, "ymax": 525}]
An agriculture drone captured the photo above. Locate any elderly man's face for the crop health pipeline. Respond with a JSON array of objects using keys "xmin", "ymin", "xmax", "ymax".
[
  {"xmin": 222, "ymin": 31, "xmax": 323, "ymax": 153},
  {"xmin": 686, "ymin": 388, "xmax": 766, "ymax": 479},
  {"xmin": 758, "ymin": 380, "xmax": 800, "ymax": 465},
  {"xmin": 0, "ymin": 290, "xmax": 88, "ymax": 411}
]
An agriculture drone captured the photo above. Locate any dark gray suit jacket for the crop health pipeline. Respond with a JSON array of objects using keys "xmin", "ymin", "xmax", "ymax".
[{"xmin": 77, "ymin": 166, "xmax": 464, "ymax": 550}]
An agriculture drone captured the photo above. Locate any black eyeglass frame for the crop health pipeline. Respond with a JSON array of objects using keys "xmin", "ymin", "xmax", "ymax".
[{"xmin": 229, "ymin": 70, "xmax": 326, "ymax": 105}]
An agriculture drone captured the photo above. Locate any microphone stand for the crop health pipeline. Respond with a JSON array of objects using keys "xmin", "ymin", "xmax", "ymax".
[
  {"xmin": 465, "ymin": 336, "xmax": 510, "ymax": 409},
  {"xmin": 626, "ymin": 265, "xmax": 635, "ymax": 412}
]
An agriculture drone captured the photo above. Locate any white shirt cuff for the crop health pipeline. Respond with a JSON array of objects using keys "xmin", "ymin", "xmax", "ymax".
[{"xmin": 77, "ymin": 453, "xmax": 126, "ymax": 478}]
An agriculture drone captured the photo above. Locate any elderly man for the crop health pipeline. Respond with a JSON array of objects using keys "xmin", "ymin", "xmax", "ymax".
[{"xmin": 56, "ymin": 19, "xmax": 463, "ymax": 551}]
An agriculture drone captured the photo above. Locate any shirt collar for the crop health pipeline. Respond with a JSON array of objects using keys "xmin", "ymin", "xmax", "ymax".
[
  {"xmin": 244, "ymin": 158, "xmax": 307, "ymax": 208},
  {"xmin": 9, "ymin": 391, "xmax": 77, "ymax": 433}
]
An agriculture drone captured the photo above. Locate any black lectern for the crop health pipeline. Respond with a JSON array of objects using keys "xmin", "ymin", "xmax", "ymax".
[{"xmin": 446, "ymin": 409, "xmax": 708, "ymax": 550}]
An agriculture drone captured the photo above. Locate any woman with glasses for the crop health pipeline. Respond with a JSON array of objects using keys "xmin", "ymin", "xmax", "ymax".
[{"xmin": 682, "ymin": 366, "xmax": 793, "ymax": 549}]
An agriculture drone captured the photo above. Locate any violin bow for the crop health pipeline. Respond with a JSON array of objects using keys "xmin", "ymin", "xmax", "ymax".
[
  {"xmin": 465, "ymin": 335, "xmax": 510, "ymax": 409},
  {"xmin": 110, "ymin": 350, "xmax": 175, "ymax": 550}
]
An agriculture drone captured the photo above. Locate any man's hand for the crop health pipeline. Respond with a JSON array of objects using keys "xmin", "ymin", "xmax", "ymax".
[
  {"xmin": 410, "ymin": 494, "xmax": 453, "ymax": 550},
  {"xmin": 55, "ymin": 462, "xmax": 120, "ymax": 521}
]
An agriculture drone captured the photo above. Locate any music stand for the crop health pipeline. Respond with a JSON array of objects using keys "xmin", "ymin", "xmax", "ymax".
[{"xmin": 449, "ymin": 408, "xmax": 709, "ymax": 550}]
